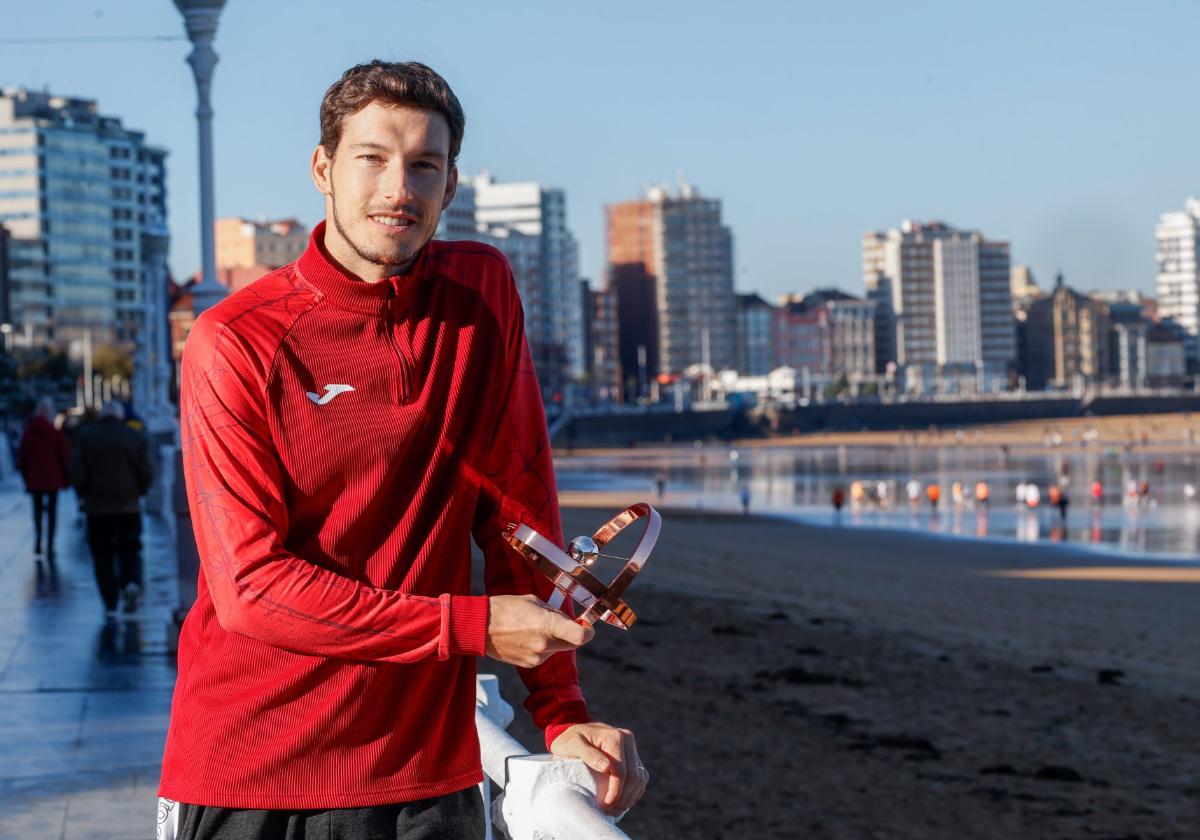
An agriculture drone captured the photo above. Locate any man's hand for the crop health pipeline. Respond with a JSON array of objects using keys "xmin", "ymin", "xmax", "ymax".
[
  {"xmin": 485, "ymin": 594, "xmax": 594, "ymax": 668},
  {"xmin": 551, "ymin": 722, "xmax": 647, "ymax": 816}
]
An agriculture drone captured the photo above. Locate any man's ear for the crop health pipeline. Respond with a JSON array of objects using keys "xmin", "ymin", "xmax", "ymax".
[
  {"xmin": 441, "ymin": 165, "xmax": 459, "ymax": 211},
  {"xmin": 311, "ymin": 146, "xmax": 333, "ymax": 195}
]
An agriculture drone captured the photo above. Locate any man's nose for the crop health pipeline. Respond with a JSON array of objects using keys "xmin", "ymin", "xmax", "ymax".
[{"xmin": 381, "ymin": 162, "xmax": 414, "ymax": 204}]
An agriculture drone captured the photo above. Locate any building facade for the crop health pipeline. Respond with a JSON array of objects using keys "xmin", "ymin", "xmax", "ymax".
[
  {"xmin": 438, "ymin": 173, "xmax": 583, "ymax": 401},
  {"xmin": 1155, "ymin": 197, "xmax": 1200, "ymax": 361},
  {"xmin": 736, "ymin": 292, "xmax": 776, "ymax": 375},
  {"xmin": 774, "ymin": 288, "xmax": 875, "ymax": 382},
  {"xmin": 1024, "ymin": 274, "xmax": 1110, "ymax": 391},
  {"xmin": 0, "ymin": 88, "xmax": 167, "ymax": 349},
  {"xmin": 605, "ymin": 181, "xmax": 737, "ymax": 391},
  {"xmin": 863, "ymin": 220, "xmax": 1015, "ymax": 388},
  {"xmin": 215, "ymin": 217, "xmax": 307, "ymax": 271}
]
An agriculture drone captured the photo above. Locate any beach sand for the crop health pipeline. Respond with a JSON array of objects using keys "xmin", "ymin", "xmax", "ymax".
[{"xmin": 481, "ymin": 503, "xmax": 1200, "ymax": 839}]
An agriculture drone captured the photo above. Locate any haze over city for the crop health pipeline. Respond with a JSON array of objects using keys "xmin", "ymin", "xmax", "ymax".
[{"xmin": 2, "ymin": 0, "xmax": 1197, "ymax": 298}]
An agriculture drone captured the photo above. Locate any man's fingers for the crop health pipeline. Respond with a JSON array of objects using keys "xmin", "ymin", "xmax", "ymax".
[
  {"xmin": 571, "ymin": 739, "xmax": 613, "ymax": 776},
  {"xmin": 547, "ymin": 613, "xmax": 594, "ymax": 647},
  {"xmin": 614, "ymin": 731, "xmax": 646, "ymax": 813}
]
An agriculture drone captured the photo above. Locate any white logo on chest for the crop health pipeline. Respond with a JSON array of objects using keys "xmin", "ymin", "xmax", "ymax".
[{"xmin": 307, "ymin": 384, "xmax": 356, "ymax": 405}]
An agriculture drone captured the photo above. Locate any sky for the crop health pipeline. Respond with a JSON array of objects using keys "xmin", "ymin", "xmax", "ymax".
[{"xmin": 2, "ymin": 0, "xmax": 1198, "ymax": 301}]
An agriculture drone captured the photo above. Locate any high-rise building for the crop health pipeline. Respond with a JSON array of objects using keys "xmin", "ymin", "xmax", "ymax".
[
  {"xmin": 863, "ymin": 220, "xmax": 1014, "ymax": 387},
  {"xmin": 0, "ymin": 88, "xmax": 167, "ymax": 348},
  {"xmin": 215, "ymin": 217, "xmax": 307, "ymax": 271},
  {"xmin": 437, "ymin": 173, "xmax": 583, "ymax": 400},
  {"xmin": 606, "ymin": 181, "xmax": 736, "ymax": 387},
  {"xmin": 1155, "ymin": 197, "xmax": 1200, "ymax": 360}
]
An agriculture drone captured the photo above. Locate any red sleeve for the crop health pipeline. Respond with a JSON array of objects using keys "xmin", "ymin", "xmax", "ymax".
[
  {"xmin": 471, "ymin": 278, "xmax": 591, "ymax": 750},
  {"xmin": 181, "ymin": 312, "xmax": 487, "ymax": 663}
]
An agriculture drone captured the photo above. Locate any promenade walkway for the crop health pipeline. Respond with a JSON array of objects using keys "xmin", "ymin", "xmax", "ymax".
[{"xmin": 0, "ymin": 474, "xmax": 177, "ymax": 839}]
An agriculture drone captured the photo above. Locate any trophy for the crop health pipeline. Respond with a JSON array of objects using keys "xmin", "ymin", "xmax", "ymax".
[{"xmin": 504, "ymin": 503, "xmax": 661, "ymax": 629}]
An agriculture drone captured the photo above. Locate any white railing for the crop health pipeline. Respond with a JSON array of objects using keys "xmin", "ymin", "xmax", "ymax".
[{"xmin": 475, "ymin": 675, "xmax": 632, "ymax": 840}]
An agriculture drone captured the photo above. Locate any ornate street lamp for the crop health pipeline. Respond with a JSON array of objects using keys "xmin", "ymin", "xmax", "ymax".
[{"xmin": 173, "ymin": 0, "xmax": 228, "ymax": 316}]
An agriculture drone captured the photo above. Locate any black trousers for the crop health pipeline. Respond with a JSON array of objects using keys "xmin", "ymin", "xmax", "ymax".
[
  {"xmin": 175, "ymin": 787, "xmax": 485, "ymax": 840},
  {"xmin": 85, "ymin": 513, "xmax": 143, "ymax": 610},
  {"xmin": 30, "ymin": 490, "xmax": 58, "ymax": 556}
]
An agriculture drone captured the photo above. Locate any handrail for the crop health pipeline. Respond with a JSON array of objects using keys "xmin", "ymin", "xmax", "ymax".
[{"xmin": 475, "ymin": 675, "xmax": 633, "ymax": 840}]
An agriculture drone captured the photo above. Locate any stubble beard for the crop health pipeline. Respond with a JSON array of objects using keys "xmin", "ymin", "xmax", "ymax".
[{"xmin": 329, "ymin": 185, "xmax": 422, "ymax": 271}]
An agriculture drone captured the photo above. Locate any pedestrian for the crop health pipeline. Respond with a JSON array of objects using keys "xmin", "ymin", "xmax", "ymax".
[
  {"xmin": 741, "ymin": 484, "xmax": 752, "ymax": 515},
  {"xmin": 157, "ymin": 61, "xmax": 644, "ymax": 839},
  {"xmin": 1025, "ymin": 483, "xmax": 1041, "ymax": 508},
  {"xmin": 832, "ymin": 486, "xmax": 845, "ymax": 514},
  {"xmin": 16, "ymin": 397, "xmax": 69, "ymax": 561},
  {"xmin": 70, "ymin": 400, "xmax": 152, "ymax": 616},
  {"xmin": 906, "ymin": 478, "xmax": 921, "ymax": 507},
  {"xmin": 974, "ymin": 480, "xmax": 990, "ymax": 506},
  {"xmin": 926, "ymin": 483, "xmax": 940, "ymax": 509},
  {"xmin": 654, "ymin": 471, "xmax": 666, "ymax": 499},
  {"xmin": 1048, "ymin": 483, "xmax": 1069, "ymax": 522},
  {"xmin": 1091, "ymin": 479, "xmax": 1103, "ymax": 505}
]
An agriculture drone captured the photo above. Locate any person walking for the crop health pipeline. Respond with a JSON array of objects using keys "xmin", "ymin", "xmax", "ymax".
[
  {"xmin": 17, "ymin": 397, "xmax": 70, "ymax": 561},
  {"xmin": 70, "ymin": 400, "xmax": 153, "ymax": 616}
]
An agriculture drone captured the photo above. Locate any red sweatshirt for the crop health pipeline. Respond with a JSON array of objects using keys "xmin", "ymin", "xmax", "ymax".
[{"xmin": 159, "ymin": 224, "xmax": 589, "ymax": 809}]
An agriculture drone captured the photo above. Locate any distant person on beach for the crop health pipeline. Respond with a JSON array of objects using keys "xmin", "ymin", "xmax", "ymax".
[
  {"xmin": 1091, "ymin": 480, "xmax": 1103, "ymax": 505},
  {"xmin": 70, "ymin": 400, "xmax": 152, "ymax": 616},
  {"xmin": 16, "ymin": 397, "xmax": 69, "ymax": 561},
  {"xmin": 906, "ymin": 479, "xmax": 921, "ymax": 507},
  {"xmin": 157, "ymin": 61, "xmax": 644, "ymax": 839},
  {"xmin": 741, "ymin": 484, "xmax": 752, "ymax": 515},
  {"xmin": 832, "ymin": 486, "xmax": 845, "ymax": 516},
  {"xmin": 974, "ymin": 481, "xmax": 990, "ymax": 506},
  {"xmin": 654, "ymin": 471, "xmax": 666, "ymax": 499},
  {"xmin": 1025, "ymin": 484, "xmax": 1041, "ymax": 509},
  {"xmin": 1049, "ymin": 484, "xmax": 1069, "ymax": 522},
  {"xmin": 926, "ymin": 483, "xmax": 940, "ymax": 509}
]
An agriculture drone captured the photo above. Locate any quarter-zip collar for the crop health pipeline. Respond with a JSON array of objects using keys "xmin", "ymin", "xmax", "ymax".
[{"xmin": 296, "ymin": 221, "xmax": 429, "ymax": 316}]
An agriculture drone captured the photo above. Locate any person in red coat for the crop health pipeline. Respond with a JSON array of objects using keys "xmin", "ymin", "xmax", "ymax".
[{"xmin": 17, "ymin": 397, "xmax": 69, "ymax": 560}]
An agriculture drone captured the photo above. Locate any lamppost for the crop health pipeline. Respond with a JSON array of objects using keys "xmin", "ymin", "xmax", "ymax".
[{"xmin": 174, "ymin": 0, "xmax": 228, "ymax": 317}]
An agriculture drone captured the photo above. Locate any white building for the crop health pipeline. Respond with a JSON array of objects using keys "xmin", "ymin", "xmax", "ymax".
[
  {"xmin": 863, "ymin": 220, "xmax": 1014, "ymax": 388},
  {"xmin": 1155, "ymin": 197, "xmax": 1200, "ymax": 358},
  {"xmin": 438, "ymin": 173, "xmax": 583, "ymax": 400},
  {"xmin": 0, "ymin": 88, "xmax": 167, "ymax": 349}
]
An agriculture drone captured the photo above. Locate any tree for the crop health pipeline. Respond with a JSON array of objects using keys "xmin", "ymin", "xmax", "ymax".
[{"xmin": 92, "ymin": 344, "xmax": 134, "ymax": 380}]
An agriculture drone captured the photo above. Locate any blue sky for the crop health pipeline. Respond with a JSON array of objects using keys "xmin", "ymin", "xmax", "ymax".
[{"xmin": 2, "ymin": 0, "xmax": 1198, "ymax": 300}]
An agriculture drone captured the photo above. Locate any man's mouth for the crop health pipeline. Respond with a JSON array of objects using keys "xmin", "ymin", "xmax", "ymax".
[{"xmin": 369, "ymin": 213, "xmax": 418, "ymax": 229}]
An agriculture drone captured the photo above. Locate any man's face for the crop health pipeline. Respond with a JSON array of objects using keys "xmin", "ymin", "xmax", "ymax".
[{"xmin": 311, "ymin": 101, "xmax": 457, "ymax": 281}]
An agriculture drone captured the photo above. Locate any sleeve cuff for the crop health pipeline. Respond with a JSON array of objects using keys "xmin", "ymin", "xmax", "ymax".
[
  {"xmin": 543, "ymin": 707, "xmax": 592, "ymax": 751},
  {"xmin": 446, "ymin": 594, "xmax": 490, "ymax": 657}
]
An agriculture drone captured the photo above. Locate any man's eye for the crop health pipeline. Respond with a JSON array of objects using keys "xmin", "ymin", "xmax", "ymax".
[
  {"xmin": 359, "ymin": 154, "xmax": 382, "ymax": 163},
  {"xmin": 414, "ymin": 161, "xmax": 439, "ymax": 171}
]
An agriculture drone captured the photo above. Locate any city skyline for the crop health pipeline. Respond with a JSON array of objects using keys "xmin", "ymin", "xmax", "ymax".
[{"xmin": 1, "ymin": 1, "xmax": 1198, "ymax": 301}]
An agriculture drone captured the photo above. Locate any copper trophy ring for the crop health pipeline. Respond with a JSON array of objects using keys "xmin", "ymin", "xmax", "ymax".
[{"xmin": 503, "ymin": 503, "xmax": 661, "ymax": 629}]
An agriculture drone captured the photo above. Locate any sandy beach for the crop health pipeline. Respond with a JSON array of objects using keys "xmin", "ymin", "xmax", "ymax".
[{"xmin": 483, "ymin": 502, "xmax": 1200, "ymax": 839}]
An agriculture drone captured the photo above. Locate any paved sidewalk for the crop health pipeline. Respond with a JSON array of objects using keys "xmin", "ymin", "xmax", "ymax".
[{"xmin": 0, "ymin": 475, "xmax": 179, "ymax": 840}]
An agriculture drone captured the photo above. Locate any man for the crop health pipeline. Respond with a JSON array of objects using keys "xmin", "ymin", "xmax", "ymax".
[
  {"xmin": 70, "ymin": 400, "xmax": 153, "ymax": 615},
  {"xmin": 158, "ymin": 61, "xmax": 645, "ymax": 839},
  {"xmin": 17, "ymin": 397, "xmax": 70, "ymax": 562}
]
